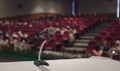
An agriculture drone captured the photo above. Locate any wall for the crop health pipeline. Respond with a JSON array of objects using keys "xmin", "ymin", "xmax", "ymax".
[
  {"xmin": 0, "ymin": 0, "xmax": 72, "ymax": 18},
  {"xmin": 0, "ymin": 0, "xmax": 116, "ymax": 18},
  {"xmin": 61, "ymin": 0, "xmax": 72, "ymax": 15},
  {"xmin": 78, "ymin": 0, "xmax": 116, "ymax": 14}
]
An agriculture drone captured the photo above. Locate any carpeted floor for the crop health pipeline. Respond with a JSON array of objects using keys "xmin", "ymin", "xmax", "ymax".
[{"xmin": 0, "ymin": 57, "xmax": 21, "ymax": 62}]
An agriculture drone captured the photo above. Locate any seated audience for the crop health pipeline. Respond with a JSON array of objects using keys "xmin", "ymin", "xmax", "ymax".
[
  {"xmin": 108, "ymin": 40, "xmax": 120, "ymax": 60},
  {"xmin": 92, "ymin": 40, "xmax": 110, "ymax": 56}
]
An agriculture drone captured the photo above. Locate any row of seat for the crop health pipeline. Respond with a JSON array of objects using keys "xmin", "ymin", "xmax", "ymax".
[
  {"xmin": 34, "ymin": 15, "xmax": 101, "ymax": 51},
  {"xmin": 86, "ymin": 19, "xmax": 120, "ymax": 54},
  {"xmin": 0, "ymin": 14, "xmax": 101, "ymax": 51}
]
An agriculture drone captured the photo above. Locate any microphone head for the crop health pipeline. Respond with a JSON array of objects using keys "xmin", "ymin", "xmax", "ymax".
[{"xmin": 47, "ymin": 27, "xmax": 56, "ymax": 35}]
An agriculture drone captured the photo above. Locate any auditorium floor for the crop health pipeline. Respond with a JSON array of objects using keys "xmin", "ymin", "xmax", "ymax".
[{"xmin": 0, "ymin": 57, "xmax": 21, "ymax": 62}]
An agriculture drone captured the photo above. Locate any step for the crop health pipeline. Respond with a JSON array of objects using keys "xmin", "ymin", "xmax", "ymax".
[
  {"xmin": 84, "ymin": 33, "xmax": 97, "ymax": 36},
  {"xmin": 94, "ymin": 28, "xmax": 104, "ymax": 31},
  {"xmin": 94, "ymin": 27, "xmax": 103, "ymax": 29},
  {"xmin": 96, "ymin": 26, "xmax": 106, "ymax": 29},
  {"xmin": 43, "ymin": 50, "xmax": 82, "ymax": 58},
  {"xmin": 75, "ymin": 39, "xmax": 90, "ymax": 43},
  {"xmin": 73, "ymin": 43, "xmax": 88, "ymax": 47},
  {"xmin": 90, "ymin": 31, "xmax": 100, "ymax": 33},
  {"xmin": 65, "ymin": 47, "xmax": 86, "ymax": 54},
  {"xmin": 101, "ymin": 24, "xmax": 109, "ymax": 26},
  {"xmin": 65, "ymin": 47, "xmax": 86, "ymax": 51},
  {"xmin": 96, "ymin": 25, "xmax": 106, "ymax": 28},
  {"xmin": 80, "ymin": 36, "xmax": 94, "ymax": 39},
  {"xmin": 96, "ymin": 25, "xmax": 109, "ymax": 28},
  {"xmin": 90, "ymin": 30, "xmax": 101, "ymax": 32},
  {"xmin": 97, "ymin": 26, "xmax": 106, "ymax": 28}
]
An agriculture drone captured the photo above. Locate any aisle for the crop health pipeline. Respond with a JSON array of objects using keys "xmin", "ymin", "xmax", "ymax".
[{"xmin": 65, "ymin": 21, "xmax": 110, "ymax": 54}]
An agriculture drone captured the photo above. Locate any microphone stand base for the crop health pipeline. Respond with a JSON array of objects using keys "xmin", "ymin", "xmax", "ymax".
[{"xmin": 34, "ymin": 60, "xmax": 49, "ymax": 66}]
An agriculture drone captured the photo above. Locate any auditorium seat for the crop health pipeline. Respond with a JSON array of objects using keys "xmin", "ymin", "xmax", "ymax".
[
  {"xmin": 44, "ymin": 40, "xmax": 55, "ymax": 51},
  {"xmin": 86, "ymin": 40, "xmax": 97, "ymax": 56}
]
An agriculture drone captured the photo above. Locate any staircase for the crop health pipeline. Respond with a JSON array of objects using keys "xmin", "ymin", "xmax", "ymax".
[{"xmin": 65, "ymin": 21, "xmax": 110, "ymax": 55}]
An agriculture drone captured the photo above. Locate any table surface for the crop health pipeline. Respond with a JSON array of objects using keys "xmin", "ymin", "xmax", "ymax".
[{"xmin": 0, "ymin": 56, "xmax": 120, "ymax": 71}]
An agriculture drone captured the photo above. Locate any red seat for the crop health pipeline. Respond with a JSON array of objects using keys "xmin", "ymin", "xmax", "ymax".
[
  {"xmin": 86, "ymin": 40, "xmax": 97, "ymax": 55},
  {"xmin": 54, "ymin": 31, "xmax": 63, "ymax": 51},
  {"xmin": 62, "ymin": 31, "xmax": 71, "ymax": 47},
  {"xmin": 44, "ymin": 40, "xmax": 55, "ymax": 51}
]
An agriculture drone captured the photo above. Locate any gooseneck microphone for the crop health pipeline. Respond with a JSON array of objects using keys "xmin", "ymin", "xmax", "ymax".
[
  {"xmin": 39, "ymin": 27, "xmax": 55, "ymax": 41},
  {"xmin": 34, "ymin": 27, "xmax": 55, "ymax": 66}
]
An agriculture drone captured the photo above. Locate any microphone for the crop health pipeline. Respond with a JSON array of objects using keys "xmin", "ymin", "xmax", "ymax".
[
  {"xmin": 39, "ymin": 27, "xmax": 55, "ymax": 41},
  {"xmin": 34, "ymin": 27, "xmax": 55, "ymax": 66}
]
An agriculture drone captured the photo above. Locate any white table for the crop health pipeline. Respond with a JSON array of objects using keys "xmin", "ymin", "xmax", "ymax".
[{"xmin": 0, "ymin": 57, "xmax": 120, "ymax": 71}]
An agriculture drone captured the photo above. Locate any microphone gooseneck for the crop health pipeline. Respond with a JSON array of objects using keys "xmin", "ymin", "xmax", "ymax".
[
  {"xmin": 38, "ymin": 40, "xmax": 47, "ymax": 61},
  {"xmin": 34, "ymin": 27, "xmax": 55, "ymax": 66},
  {"xmin": 34, "ymin": 40, "xmax": 49, "ymax": 66}
]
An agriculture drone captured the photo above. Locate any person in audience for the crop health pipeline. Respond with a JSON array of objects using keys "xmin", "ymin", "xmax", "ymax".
[
  {"xmin": 23, "ymin": 40, "xmax": 31, "ymax": 50},
  {"xmin": 22, "ymin": 31, "xmax": 29, "ymax": 41},
  {"xmin": 17, "ymin": 39, "xmax": 24, "ymax": 51},
  {"xmin": 0, "ymin": 36, "xmax": 4, "ymax": 51},
  {"xmin": 69, "ymin": 27, "xmax": 75, "ymax": 45},
  {"xmin": 18, "ymin": 31, "xmax": 23, "ymax": 38},
  {"xmin": 92, "ymin": 40, "xmax": 110, "ymax": 56},
  {"xmin": 13, "ymin": 38, "xmax": 19, "ymax": 51},
  {"xmin": 0, "ymin": 30, "xmax": 3, "ymax": 35},
  {"xmin": 0, "ymin": 34, "xmax": 9, "ymax": 51},
  {"xmin": 12, "ymin": 30, "xmax": 19, "ymax": 39},
  {"xmin": 8, "ymin": 36, "xmax": 14, "ymax": 47},
  {"xmin": 108, "ymin": 40, "xmax": 120, "ymax": 59},
  {"xmin": 61, "ymin": 27, "xmax": 65, "ymax": 35}
]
